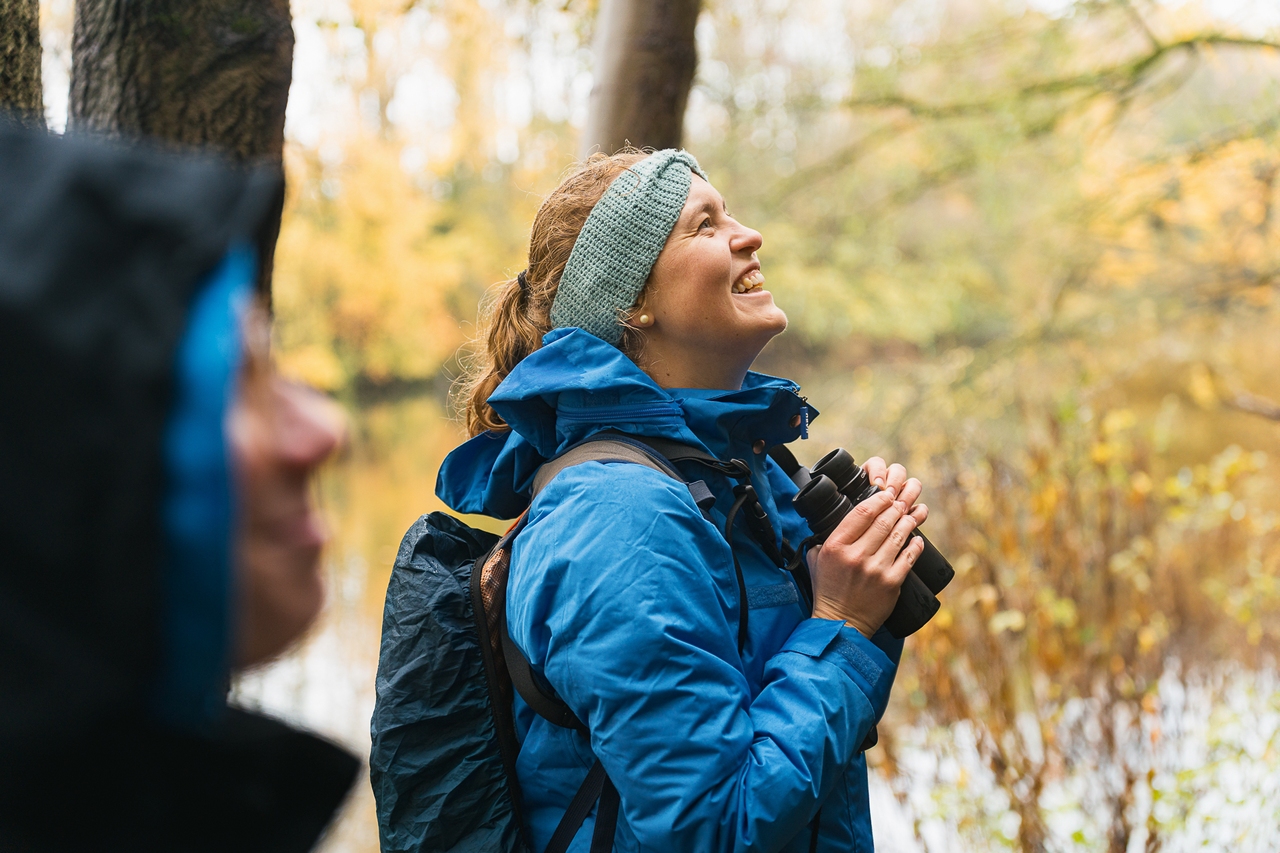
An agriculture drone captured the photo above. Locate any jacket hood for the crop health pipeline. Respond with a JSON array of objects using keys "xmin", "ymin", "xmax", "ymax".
[
  {"xmin": 0, "ymin": 122, "xmax": 281, "ymax": 747},
  {"xmin": 437, "ymin": 328, "xmax": 816, "ymax": 518}
]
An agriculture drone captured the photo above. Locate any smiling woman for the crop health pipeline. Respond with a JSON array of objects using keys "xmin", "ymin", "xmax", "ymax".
[
  {"xmin": 635, "ymin": 175, "xmax": 787, "ymax": 389},
  {"xmin": 411, "ymin": 149, "xmax": 929, "ymax": 852}
]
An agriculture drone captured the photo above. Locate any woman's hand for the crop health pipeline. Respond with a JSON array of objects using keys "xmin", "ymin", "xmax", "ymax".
[
  {"xmin": 808, "ymin": 468, "xmax": 929, "ymax": 637},
  {"xmin": 862, "ymin": 457, "xmax": 926, "ymax": 515}
]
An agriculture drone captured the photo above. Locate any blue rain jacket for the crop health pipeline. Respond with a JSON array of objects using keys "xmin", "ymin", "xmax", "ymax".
[{"xmin": 437, "ymin": 328, "xmax": 902, "ymax": 853}]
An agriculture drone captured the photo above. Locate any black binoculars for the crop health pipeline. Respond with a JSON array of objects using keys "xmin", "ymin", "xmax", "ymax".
[{"xmin": 791, "ymin": 448, "xmax": 954, "ymax": 638}]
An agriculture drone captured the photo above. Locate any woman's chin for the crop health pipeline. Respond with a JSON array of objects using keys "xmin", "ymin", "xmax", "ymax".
[
  {"xmin": 738, "ymin": 293, "xmax": 788, "ymax": 336},
  {"xmin": 719, "ymin": 305, "xmax": 788, "ymax": 368}
]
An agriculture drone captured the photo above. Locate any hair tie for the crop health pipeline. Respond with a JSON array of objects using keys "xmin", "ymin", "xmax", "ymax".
[{"xmin": 517, "ymin": 270, "xmax": 529, "ymax": 298}]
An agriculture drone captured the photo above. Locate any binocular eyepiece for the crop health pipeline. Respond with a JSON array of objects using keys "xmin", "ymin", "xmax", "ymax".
[{"xmin": 792, "ymin": 448, "xmax": 954, "ymax": 638}]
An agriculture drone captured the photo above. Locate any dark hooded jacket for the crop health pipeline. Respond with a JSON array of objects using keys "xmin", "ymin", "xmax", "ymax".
[{"xmin": 0, "ymin": 122, "xmax": 358, "ymax": 852}]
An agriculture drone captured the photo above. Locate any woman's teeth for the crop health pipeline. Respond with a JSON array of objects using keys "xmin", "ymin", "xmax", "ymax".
[{"xmin": 732, "ymin": 270, "xmax": 766, "ymax": 293}]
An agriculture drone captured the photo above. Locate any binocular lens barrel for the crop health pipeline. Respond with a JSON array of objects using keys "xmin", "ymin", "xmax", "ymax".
[
  {"xmin": 882, "ymin": 571, "xmax": 941, "ymax": 637},
  {"xmin": 791, "ymin": 448, "xmax": 956, "ymax": 638},
  {"xmin": 792, "ymin": 475, "xmax": 853, "ymax": 542},
  {"xmin": 910, "ymin": 536, "xmax": 952, "ymax": 595},
  {"xmin": 812, "ymin": 448, "xmax": 876, "ymax": 504}
]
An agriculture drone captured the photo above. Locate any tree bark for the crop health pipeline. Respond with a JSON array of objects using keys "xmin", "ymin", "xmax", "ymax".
[
  {"xmin": 0, "ymin": 0, "xmax": 44, "ymax": 125},
  {"xmin": 70, "ymin": 0, "xmax": 293, "ymax": 159},
  {"xmin": 581, "ymin": 0, "xmax": 701, "ymax": 158},
  {"xmin": 69, "ymin": 0, "xmax": 293, "ymax": 297}
]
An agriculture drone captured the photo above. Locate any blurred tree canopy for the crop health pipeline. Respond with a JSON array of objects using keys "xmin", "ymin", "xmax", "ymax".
[{"xmin": 273, "ymin": 0, "xmax": 1280, "ymax": 411}]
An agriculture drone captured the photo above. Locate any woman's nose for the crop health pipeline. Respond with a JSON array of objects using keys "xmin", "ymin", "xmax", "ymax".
[
  {"xmin": 271, "ymin": 379, "xmax": 347, "ymax": 471},
  {"xmin": 732, "ymin": 223, "xmax": 763, "ymax": 255}
]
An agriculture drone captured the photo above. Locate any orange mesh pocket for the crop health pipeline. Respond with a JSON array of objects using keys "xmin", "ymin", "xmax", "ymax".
[
  {"xmin": 478, "ymin": 544, "xmax": 514, "ymax": 709},
  {"xmin": 480, "ymin": 547, "xmax": 510, "ymax": 659}
]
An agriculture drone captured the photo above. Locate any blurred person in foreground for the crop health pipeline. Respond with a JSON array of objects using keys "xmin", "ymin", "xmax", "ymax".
[{"xmin": 0, "ymin": 121, "xmax": 358, "ymax": 852}]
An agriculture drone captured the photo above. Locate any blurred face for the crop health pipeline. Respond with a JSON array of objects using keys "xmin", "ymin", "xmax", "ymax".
[
  {"xmin": 228, "ymin": 314, "xmax": 346, "ymax": 670},
  {"xmin": 634, "ymin": 176, "xmax": 787, "ymax": 389}
]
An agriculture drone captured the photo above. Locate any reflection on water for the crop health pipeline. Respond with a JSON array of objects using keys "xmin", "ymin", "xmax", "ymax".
[
  {"xmin": 231, "ymin": 395, "xmax": 1280, "ymax": 852},
  {"xmin": 885, "ymin": 664, "xmax": 1280, "ymax": 852}
]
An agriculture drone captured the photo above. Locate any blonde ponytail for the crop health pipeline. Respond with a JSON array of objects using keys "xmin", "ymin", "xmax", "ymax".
[{"xmin": 459, "ymin": 150, "xmax": 648, "ymax": 436}]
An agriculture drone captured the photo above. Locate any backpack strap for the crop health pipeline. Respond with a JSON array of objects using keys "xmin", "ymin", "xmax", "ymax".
[
  {"xmin": 498, "ymin": 433, "xmax": 761, "ymax": 853},
  {"xmin": 543, "ymin": 759, "xmax": 620, "ymax": 853},
  {"xmin": 532, "ymin": 432, "xmax": 718, "ymax": 516},
  {"xmin": 608, "ymin": 431, "xmax": 753, "ymax": 482},
  {"xmin": 500, "ymin": 602, "xmax": 585, "ymax": 731},
  {"xmin": 532, "ymin": 435, "xmax": 684, "ymax": 497},
  {"xmin": 506, "ymin": 434, "xmax": 715, "ymax": 736},
  {"xmin": 500, "ymin": 435, "xmax": 706, "ymax": 853}
]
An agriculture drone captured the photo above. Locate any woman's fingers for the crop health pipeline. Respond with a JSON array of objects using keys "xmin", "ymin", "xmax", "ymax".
[
  {"xmin": 846, "ymin": 496, "xmax": 906, "ymax": 557},
  {"xmin": 825, "ymin": 490, "xmax": 897, "ymax": 548},
  {"xmin": 862, "ymin": 456, "xmax": 890, "ymax": 490},
  {"xmin": 909, "ymin": 503, "xmax": 929, "ymax": 525},
  {"xmin": 897, "ymin": 477, "xmax": 923, "ymax": 509},
  {"xmin": 875, "ymin": 510, "xmax": 920, "ymax": 567},
  {"xmin": 884, "ymin": 463, "xmax": 908, "ymax": 497},
  {"xmin": 862, "ymin": 458, "xmax": 918, "ymax": 505},
  {"xmin": 887, "ymin": 532, "xmax": 925, "ymax": 587}
]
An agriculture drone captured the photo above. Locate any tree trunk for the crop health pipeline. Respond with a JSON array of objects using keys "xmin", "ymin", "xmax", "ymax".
[
  {"xmin": 0, "ymin": 0, "xmax": 44, "ymax": 125},
  {"xmin": 69, "ymin": 0, "xmax": 293, "ymax": 297},
  {"xmin": 69, "ymin": 0, "xmax": 293, "ymax": 159},
  {"xmin": 581, "ymin": 0, "xmax": 701, "ymax": 158}
]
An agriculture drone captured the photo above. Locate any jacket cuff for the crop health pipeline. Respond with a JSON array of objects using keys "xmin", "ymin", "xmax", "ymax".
[
  {"xmin": 869, "ymin": 625, "xmax": 904, "ymax": 666},
  {"xmin": 782, "ymin": 618, "xmax": 897, "ymax": 717}
]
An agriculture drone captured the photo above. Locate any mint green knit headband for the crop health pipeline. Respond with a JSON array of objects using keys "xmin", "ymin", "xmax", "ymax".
[{"xmin": 549, "ymin": 149, "xmax": 708, "ymax": 345}]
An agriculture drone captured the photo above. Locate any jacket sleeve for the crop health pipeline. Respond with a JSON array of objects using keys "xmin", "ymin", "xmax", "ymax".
[{"xmin": 509, "ymin": 462, "xmax": 899, "ymax": 852}]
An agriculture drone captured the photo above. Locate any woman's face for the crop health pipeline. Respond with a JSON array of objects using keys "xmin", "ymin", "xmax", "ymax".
[
  {"xmin": 636, "ymin": 176, "xmax": 787, "ymax": 389},
  {"xmin": 228, "ymin": 326, "xmax": 346, "ymax": 670}
]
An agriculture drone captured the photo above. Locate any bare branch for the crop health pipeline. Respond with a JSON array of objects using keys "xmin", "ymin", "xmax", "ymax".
[
  {"xmin": 773, "ymin": 118, "xmax": 913, "ymax": 204},
  {"xmin": 845, "ymin": 35, "xmax": 1280, "ymax": 120},
  {"xmin": 1118, "ymin": 0, "xmax": 1161, "ymax": 51},
  {"xmin": 1224, "ymin": 391, "xmax": 1280, "ymax": 422}
]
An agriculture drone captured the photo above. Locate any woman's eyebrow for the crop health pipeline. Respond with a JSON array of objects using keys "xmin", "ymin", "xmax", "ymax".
[{"xmin": 684, "ymin": 198, "xmax": 718, "ymax": 224}]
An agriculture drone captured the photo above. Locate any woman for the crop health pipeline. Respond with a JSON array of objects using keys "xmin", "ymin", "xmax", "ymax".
[
  {"xmin": 0, "ymin": 123, "xmax": 356, "ymax": 852},
  {"xmin": 437, "ymin": 149, "xmax": 928, "ymax": 851}
]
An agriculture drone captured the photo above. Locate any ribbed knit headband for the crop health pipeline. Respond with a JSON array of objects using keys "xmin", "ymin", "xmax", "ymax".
[{"xmin": 549, "ymin": 149, "xmax": 708, "ymax": 345}]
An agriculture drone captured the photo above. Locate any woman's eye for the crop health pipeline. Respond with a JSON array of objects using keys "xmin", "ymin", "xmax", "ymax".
[{"xmin": 699, "ymin": 217, "xmax": 713, "ymax": 230}]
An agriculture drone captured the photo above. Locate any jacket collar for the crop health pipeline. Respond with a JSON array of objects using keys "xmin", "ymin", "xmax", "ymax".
[{"xmin": 437, "ymin": 328, "xmax": 816, "ymax": 517}]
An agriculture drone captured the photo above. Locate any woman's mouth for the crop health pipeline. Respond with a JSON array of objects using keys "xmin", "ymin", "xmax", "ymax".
[{"xmin": 732, "ymin": 269, "xmax": 765, "ymax": 294}]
